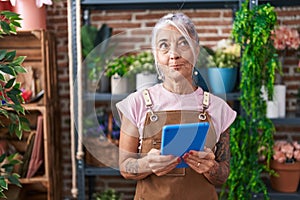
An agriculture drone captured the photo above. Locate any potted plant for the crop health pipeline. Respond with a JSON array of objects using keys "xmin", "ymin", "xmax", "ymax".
[
  {"xmin": 269, "ymin": 140, "xmax": 300, "ymax": 192},
  {"xmin": 220, "ymin": 1, "xmax": 281, "ymax": 199},
  {"xmin": 105, "ymin": 54, "xmax": 133, "ymax": 94},
  {"xmin": 206, "ymin": 38, "xmax": 241, "ymax": 94},
  {"xmin": 0, "ymin": 10, "xmax": 30, "ymax": 198},
  {"xmin": 269, "ymin": 26, "xmax": 300, "ymax": 118},
  {"xmin": 129, "ymin": 51, "xmax": 157, "ymax": 91}
]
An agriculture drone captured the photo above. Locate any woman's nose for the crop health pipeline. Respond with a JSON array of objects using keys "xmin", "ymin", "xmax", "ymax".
[{"xmin": 169, "ymin": 46, "xmax": 181, "ymax": 59}]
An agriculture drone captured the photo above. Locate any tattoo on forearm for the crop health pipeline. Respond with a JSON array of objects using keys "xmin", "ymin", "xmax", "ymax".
[
  {"xmin": 125, "ymin": 160, "xmax": 139, "ymax": 175},
  {"xmin": 206, "ymin": 129, "xmax": 230, "ymax": 185},
  {"xmin": 215, "ymin": 129, "xmax": 230, "ymax": 162}
]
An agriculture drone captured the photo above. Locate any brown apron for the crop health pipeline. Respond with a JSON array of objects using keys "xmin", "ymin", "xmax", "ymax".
[{"xmin": 134, "ymin": 90, "xmax": 218, "ymax": 200}]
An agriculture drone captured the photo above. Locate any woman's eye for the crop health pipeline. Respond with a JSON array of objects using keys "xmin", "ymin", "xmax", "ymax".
[
  {"xmin": 159, "ymin": 42, "xmax": 169, "ymax": 50},
  {"xmin": 158, "ymin": 42, "xmax": 170, "ymax": 53},
  {"xmin": 178, "ymin": 40, "xmax": 189, "ymax": 48}
]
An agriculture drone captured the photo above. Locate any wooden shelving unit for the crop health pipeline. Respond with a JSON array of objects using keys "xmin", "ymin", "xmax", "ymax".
[{"xmin": 0, "ymin": 30, "xmax": 61, "ymax": 200}]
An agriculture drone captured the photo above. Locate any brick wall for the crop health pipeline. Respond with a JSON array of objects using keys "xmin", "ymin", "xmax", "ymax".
[{"xmin": 46, "ymin": 2, "xmax": 300, "ymax": 199}]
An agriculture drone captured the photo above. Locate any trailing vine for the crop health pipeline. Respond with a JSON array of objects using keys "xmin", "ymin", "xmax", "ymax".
[{"xmin": 221, "ymin": 1, "xmax": 280, "ymax": 199}]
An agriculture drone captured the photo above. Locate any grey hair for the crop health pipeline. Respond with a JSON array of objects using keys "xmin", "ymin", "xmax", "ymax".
[{"xmin": 151, "ymin": 13, "xmax": 200, "ymax": 80}]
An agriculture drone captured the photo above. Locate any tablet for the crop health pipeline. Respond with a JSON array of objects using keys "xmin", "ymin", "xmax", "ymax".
[{"xmin": 161, "ymin": 122, "xmax": 209, "ymax": 168}]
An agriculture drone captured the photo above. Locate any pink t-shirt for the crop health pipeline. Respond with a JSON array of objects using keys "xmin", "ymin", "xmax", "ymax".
[{"xmin": 116, "ymin": 83, "xmax": 237, "ymax": 143}]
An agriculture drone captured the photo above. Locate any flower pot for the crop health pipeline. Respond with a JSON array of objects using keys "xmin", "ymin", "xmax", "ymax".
[
  {"xmin": 136, "ymin": 72, "xmax": 157, "ymax": 91},
  {"xmin": 273, "ymin": 85, "xmax": 286, "ymax": 118},
  {"xmin": 208, "ymin": 67, "xmax": 237, "ymax": 94},
  {"xmin": 97, "ymin": 75, "xmax": 110, "ymax": 93},
  {"xmin": 110, "ymin": 74, "xmax": 128, "ymax": 94},
  {"xmin": 12, "ymin": 0, "xmax": 46, "ymax": 30},
  {"xmin": 266, "ymin": 101, "xmax": 279, "ymax": 118},
  {"xmin": 270, "ymin": 160, "xmax": 300, "ymax": 193}
]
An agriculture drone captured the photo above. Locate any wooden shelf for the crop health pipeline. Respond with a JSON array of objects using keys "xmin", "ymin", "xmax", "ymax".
[
  {"xmin": 0, "ymin": 30, "xmax": 60, "ymax": 200},
  {"xmin": 19, "ymin": 176, "xmax": 48, "ymax": 184}
]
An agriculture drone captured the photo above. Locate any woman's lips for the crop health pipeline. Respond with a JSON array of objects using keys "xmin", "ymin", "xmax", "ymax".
[{"xmin": 170, "ymin": 64, "xmax": 183, "ymax": 70}]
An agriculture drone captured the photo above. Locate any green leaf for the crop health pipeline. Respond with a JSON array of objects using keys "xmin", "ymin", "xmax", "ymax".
[
  {"xmin": 0, "ymin": 177, "xmax": 7, "ymax": 190},
  {"xmin": 7, "ymin": 174, "xmax": 21, "ymax": 187},
  {"xmin": 0, "ymin": 73, "xmax": 5, "ymax": 82},
  {"xmin": 0, "ymin": 191, "xmax": 6, "ymax": 199},
  {"xmin": 0, "ymin": 65, "xmax": 16, "ymax": 76},
  {"xmin": 7, "ymin": 93, "xmax": 20, "ymax": 105},
  {"xmin": 0, "ymin": 50, "xmax": 7, "ymax": 60},
  {"xmin": 4, "ymin": 78, "xmax": 15, "ymax": 89},
  {"xmin": 1, "ymin": 163, "xmax": 13, "ymax": 173},
  {"xmin": 0, "ymin": 21, "xmax": 10, "ymax": 34},
  {"xmin": 20, "ymin": 117, "xmax": 30, "ymax": 132},
  {"xmin": 0, "ymin": 154, "xmax": 6, "ymax": 163},
  {"xmin": 4, "ymin": 51, "xmax": 16, "ymax": 62},
  {"xmin": 14, "ymin": 64, "xmax": 27, "ymax": 74}
]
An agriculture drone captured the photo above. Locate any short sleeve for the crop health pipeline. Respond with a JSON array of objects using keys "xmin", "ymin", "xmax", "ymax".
[
  {"xmin": 116, "ymin": 91, "xmax": 147, "ymax": 137},
  {"xmin": 207, "ymin": 94, "xmax": 237, "ymax": 141}
]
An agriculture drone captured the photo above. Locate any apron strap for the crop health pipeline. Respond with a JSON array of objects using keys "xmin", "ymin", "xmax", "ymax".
[
  {"xmin": 143, "ymin": 89, "xmax": 153, "ymax": 107},
  {"xmin": 203, "ymin": 91, "xmax": 209, "ymax": 108},
  {"xmin": 143, "ymin": 89, "xmax": 158, "ymax": 122},
  {"xmin": 199, "ymin": 91, "xmax": 210, "ymax": 121}
]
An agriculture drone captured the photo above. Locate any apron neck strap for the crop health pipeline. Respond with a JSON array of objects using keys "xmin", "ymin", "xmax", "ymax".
[
  {"xmin": 143, "ymin": 89, "xmax": 153, "ymax": 108},
  {"xmin": 203, "ymin": 91, "xmax": 210, "ymax": 110}
]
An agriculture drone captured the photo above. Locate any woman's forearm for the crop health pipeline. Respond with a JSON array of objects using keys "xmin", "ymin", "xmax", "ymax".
[
  {"xmin": 203, "ymin": 128, "xmax": 230, "ymax": 185},
  {"xmin": 203, "ymin": 160, "xmax": 230, "ymax": 185},
  {"xmin": 120, "ymin": 157, "xmax": 152, "ymax": 180}
]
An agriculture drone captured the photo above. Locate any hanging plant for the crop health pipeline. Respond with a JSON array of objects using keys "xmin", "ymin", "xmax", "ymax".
[{"xmin": 221, "ymin": 1, "xmax": 281, "ymax": 199}]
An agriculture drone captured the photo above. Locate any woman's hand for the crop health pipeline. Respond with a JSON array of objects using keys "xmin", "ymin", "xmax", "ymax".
[
  {"xmin": 182, "ymin": 147, "xmax": 215, "ymax": 174},
  {"xmin": 146, "ymin": 149, "xmax": 180, "ymax": 176}
]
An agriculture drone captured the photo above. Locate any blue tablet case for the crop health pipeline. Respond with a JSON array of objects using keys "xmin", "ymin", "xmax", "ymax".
[{"xmin": 161, "ymin": 122, "xmax": 209, "ymax": 168}]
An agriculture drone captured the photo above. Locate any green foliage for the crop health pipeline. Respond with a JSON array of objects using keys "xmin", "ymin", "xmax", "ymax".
[
  {"xmin": 221, "ymin": 1, "xmax": 280, "ymax": 199},
  {"xmin": 105, "ymin": 51, "xmax": 156, "ymax": 78},
  {"xmin": 0, "ymin": 11, "xmax": 21, "ymax": 37},
  {"xmin": 128, "ymin": 51, "xmax": 155, "ymax": 74},
  {"xmin": 92, "ymin": 189, "xmax": 121, "ymax": 200},
  {"xmin": 105, "ymin": 54, "xmax": 135, "ymax": 78},
  {"xmin": 207, "ymin": 39, "xmax": 241, "ymax": 68},
  {"xmin": 81, "ymin": 24, "xmax": 98, "ymax": 58},
  {"xmin": 81, "ymin": 24, "xmax": 113, "ymax": 81},
  {"xmin": 0, "ymin": 11, "xmax": 29, "ymax": 198}
]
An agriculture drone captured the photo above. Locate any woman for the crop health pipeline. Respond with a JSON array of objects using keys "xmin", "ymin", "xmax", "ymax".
[{"xmin": 116, "ymin": 13, "xmax": 236, "ymax": 200}]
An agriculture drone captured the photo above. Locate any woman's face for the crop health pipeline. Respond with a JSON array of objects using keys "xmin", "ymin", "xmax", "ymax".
[{"xmin": 155, "ymin": 25, "xmax": 198, "ymax": 82}]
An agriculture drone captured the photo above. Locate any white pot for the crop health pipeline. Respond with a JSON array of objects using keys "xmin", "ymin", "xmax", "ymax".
[
  {"xmin": 136, "ymin": 72, "xmax": 158, "ymax": 91},
  {"xmin": 274, "ymin": 85, "xmax": 286, "ymax": 118},
  {"xmin": 261, "ymin": 85, "xmax": 286, "ymax": 118},
  {"xmin": 266, "ymin": 101, "xmax": 279, "ymax": 118},
  {"xmin": 111, "ymin": 74, "xmax": 128, "ymax": 94}
]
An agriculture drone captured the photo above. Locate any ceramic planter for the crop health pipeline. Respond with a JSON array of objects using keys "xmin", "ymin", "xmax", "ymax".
[
  {"xmin": 273, "ymin": 84, "xmax": 286, "ymax": 118},
  {"xmin": 261, "ymin": 85, "xmax": 286, "ymax": 118},
  {"xmin": 270, "ymin": 160, "xmax": 300, "ymax": 193},
  {"xmin": 136, "ymin": 72, "xmax": 157, "ymax": 91},
  {"xmin": 12, "ymin": 0, "xmax": 46, "ymax": 30},
  {"xmin": 208, "ymin": 67, "xmax": 237, "ymax": 94},
  {"xmin": 110, "ymin": 74, "xmax": 128, "ymax": 94}
]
